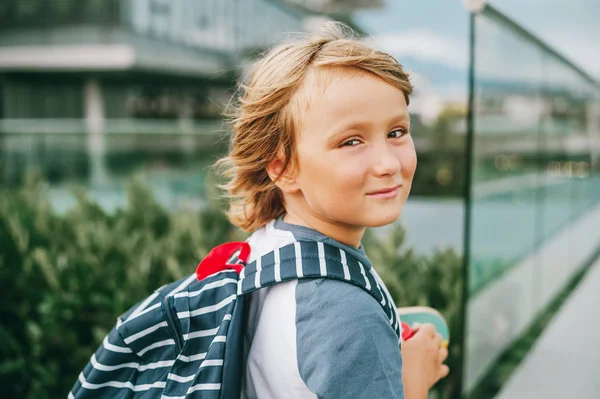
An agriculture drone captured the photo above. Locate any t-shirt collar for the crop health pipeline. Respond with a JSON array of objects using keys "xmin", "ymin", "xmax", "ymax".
[{"xmin": 274, "ymin": 215, "xmax": 373, "ymax": 270}]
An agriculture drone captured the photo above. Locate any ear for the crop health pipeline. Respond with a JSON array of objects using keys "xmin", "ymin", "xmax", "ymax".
[{"xmin": 266, "ymin": 156, "xmax": 299, "ymax": 194}]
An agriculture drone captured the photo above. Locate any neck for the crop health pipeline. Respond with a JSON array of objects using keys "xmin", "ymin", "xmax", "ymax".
[{"xmin": 282, "ymin": 206, "xmax": 365, "ymax": 248}]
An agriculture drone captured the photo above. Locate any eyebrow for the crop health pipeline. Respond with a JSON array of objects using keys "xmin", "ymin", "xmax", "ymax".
[{"xmin": 328, "ymin": 113, "xmax": 411, "ymax": 139}]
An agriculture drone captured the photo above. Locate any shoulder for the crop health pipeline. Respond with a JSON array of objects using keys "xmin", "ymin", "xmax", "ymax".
[
  {"xmin": 294, "ymin": 277, "xmax": 397, "ymax": 343},
  {"xmin": 246, "ymin": 220, "xmax": 296, "ymax": 262},
  {"xmin": 296, "ymin": 277, "xmax": 385, "ymax": 316},
  {"xmin": 294, "ymin": 278, "xmax": 405, "ymax": 398}
]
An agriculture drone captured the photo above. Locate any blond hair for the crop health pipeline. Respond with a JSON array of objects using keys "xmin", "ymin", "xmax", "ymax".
[{"xmin": 215, "ymin": 21, "xmax": 413, "ymax": 232}]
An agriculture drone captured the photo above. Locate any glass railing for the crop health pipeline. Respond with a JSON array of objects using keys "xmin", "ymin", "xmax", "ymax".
[{"xmin": 463, "ymin": 5, "xmax": 600, "ymax": 395}]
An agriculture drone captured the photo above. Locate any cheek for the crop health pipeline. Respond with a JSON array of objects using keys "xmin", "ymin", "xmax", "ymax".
[
  {"xmin": 330, "ymin": 154, "xmax": 369, "ymax": 190},
  {"xmin": 399, "ymin": 144, "xmax": 417, "ymax": 178},
  {"xmin": 302, "ymin": 153, "xmax": 367, "ymax": 201}
]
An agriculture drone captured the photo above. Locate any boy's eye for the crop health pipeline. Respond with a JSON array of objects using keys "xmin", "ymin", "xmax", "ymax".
[
  {"xmin": 388, "ymin": 128, "xmax": 408, "ymax": 139},
  {"xmin": 341, "ymin": 139, "xmax": 361, "ymax": 147}
]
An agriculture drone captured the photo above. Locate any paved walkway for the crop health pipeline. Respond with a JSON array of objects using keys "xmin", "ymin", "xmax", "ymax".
[{"xmin": 495, "ymin": 256, "xmax": 600, "ymax": 399}]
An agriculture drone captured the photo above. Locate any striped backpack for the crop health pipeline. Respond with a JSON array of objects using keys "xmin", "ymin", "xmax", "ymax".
[{"xmin": 69, "ymin": 240, "xmax": 401, "ymax": 398}]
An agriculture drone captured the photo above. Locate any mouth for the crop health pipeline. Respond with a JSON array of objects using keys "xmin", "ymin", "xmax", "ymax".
[{"xmin": 367, "ymin": 184, "xmax": 402, "ymax": 198}]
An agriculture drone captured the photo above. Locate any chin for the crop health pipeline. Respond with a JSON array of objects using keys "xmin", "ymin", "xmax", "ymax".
[{"xmin": 361, "ymin": 208, "xmax": 403, "ymax": 228}]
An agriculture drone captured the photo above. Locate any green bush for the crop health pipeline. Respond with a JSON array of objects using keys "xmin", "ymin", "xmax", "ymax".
[{"xmin": 0, "ymin": 176, "xmax": 462, "ymax": 399}]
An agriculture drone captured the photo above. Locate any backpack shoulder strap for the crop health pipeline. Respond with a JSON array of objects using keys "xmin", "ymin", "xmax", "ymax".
[{"xmin": 238, "ymin": 240, "xmax": 400, "ymax": 337}]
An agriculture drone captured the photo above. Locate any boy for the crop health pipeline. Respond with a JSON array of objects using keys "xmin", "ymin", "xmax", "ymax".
[{"xmin": 217, "ymin": 21, "xmax": 448, "ymax": 398}]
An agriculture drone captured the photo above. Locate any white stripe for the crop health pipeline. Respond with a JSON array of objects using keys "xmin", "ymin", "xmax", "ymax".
[
  {"xmin": 187, "ymin": 383, "xmax": 221, "ymax": 393},
  {"xmin": 226, "ymin": 248, "xmax": 242, "ymax": 264},
  {"xmin": 125, "ymin": 292, "xmax": 159, "ymax": 322},
  {"xmin": 123, "ymin": 321, "xmax": 167, "ymax": 344},
  {"xmin": 254, "ymin": 256, "xmax": 262, "ymax": 289},
  {"xmin": 175, "ymin": 278, "xmax": 237, "ymax": 298},
  {"xmin": 376, "ymin": 269, "xmax": 397, "ymax": 326},
  {"xmin": 78, "ymin": 372, "xmax": 166, "ymax": 391},
  {"xmin": 91, "ymin": 353, "xmax": 139, "ymax": 371},
  {"xmin": 339, "ymin": 249, "xmax": 351, "ymax": 281},
  {"xmin": 91, "ymin": 352, "xmax": 174, "ymax": 372},
  {"xmin": 180, "ymin": 317, "xmax": 229, "ymax": 342},
  {"xmin": 103, "ymin": 335, "xmax": 132, "ymax": 353},
  {"xmin": 138, "ymin": 360, "xmax": 176, "ymax": 371},
  {"xmin": 165, "ymin": 361, "xmax": 223, "ymax": 383},
  {"xmin": 183, "ymin": 326, "xmax": 219, "ymax": 340},
  {"xmin": 177, "ymin": 294, "xmax": 236, "ymax": 318},
  {"xmin": 375, "ymin": 270, "xmax": 397, "ymax": 309},
  {"xmin": 167, "ymin": 373, "xmax": 196, "ymax": 383},
  {"xmin": 274, "ymin": 247, "xmax": 282, "ymax": 282},
  {"xmin": 166, "ymin": 274, "xmax": 197, "ymax": 297},
  {"xmin": 120, "ymin": 303, "xmax": 162, "ymax": 327},
  {"xmin": 369, "ymin": 269, "xmax": 387, "ymax": 306},
  {"xmin": 358, "ymin": 262, "xmax": 371, "ymax": 290},
  {"xmin": 237, "ymin": 268, "xmax": 244, "ymax": 295},
  {"xmin": 295, "ymin": 242, "xmax": 303, "ymax": 278},
  {"xmin": 68, "ymin": 392, "xmax": 74, "ymax": 399},
  {"xmin": 137, "ymin": 339, "xmax": 175, "ymax": 356},
  {"xmin": 317, "ymin": 242, "xmax": 327, "ymax": 276},
  {"xmin": 179, "ymin": 352, "xmax": 207, "ymax": 362},
  {"xmin": 201, "ymin": 359, "xmax": 224, "ymax": 367},
  {"xmin": 213, "ymin": 335, "xmax": 227, "ymax": 343}
]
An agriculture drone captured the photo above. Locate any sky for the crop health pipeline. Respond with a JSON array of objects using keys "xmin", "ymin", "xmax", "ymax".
[
  {"xmin": 353, "ymin": 0, "xmax": 599, "ymax": 87},
  {"xmin": 354, "ymin": 1, "xmax": 471, "ymax": 98},
  {"xmin": 492, "ymin": 0, "xmax": 599, "ymax": 80}
]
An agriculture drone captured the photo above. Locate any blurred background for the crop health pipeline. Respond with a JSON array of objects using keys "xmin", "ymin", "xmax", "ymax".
[{"xmin": 0, "ymin": 0, "xmax": 599, "ymax": 398}]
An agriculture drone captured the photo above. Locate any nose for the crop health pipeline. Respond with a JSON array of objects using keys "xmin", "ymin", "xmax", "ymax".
[{"xmin": 371, "ymin": 142, "xmax": 401, "ymax": 177}]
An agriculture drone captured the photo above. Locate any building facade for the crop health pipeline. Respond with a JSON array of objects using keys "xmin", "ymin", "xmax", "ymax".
[{"xmin": 0, "ymin": 0, "xmax": 311, "ymax": 186}]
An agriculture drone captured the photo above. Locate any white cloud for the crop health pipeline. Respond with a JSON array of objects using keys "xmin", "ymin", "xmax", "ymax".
[{"xmin": 368, "ymin": 31, "xmax": 468, "ymax": 69}]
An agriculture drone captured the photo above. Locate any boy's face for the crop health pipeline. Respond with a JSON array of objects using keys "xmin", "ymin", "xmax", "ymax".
[{"xmin": 286, "ymin": 68, "xmax": 417, "ymax": 229}]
